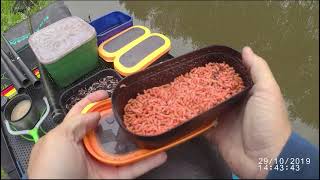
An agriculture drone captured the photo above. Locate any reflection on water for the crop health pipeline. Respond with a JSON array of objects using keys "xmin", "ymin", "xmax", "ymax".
[{"xmin": 65, "ymin": 1, "xmax": 318, "ymax": 145}]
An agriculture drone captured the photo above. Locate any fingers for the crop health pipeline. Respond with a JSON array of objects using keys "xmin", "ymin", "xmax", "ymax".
[
  {"xmin": 66, "ymin": 90, "xmax": 109, "ymax": 119},
  {"xmin": 242, "ymin": 47, "xmax": 277, "ymax": 87},
  {"xmin": 63, "ymin": 112, "xmax": 101, "ymax": 142},
  {"xmin": 117, "ymin": 152, "xmax": 167, "ymax": 179}
]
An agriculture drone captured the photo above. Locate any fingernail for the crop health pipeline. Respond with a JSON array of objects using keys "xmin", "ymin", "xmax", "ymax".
[
  {"xmin": 243, "ymin": 46, "xmax": 251, "ymax": 52},
  {"xmin": 159, "ymin": 152, "xmax": 167, "ymax": 161}
]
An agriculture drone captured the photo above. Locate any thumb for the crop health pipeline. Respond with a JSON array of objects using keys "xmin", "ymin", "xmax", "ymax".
[
  {"xmin": 62, "ymin": 112, "xmax": 101, "ymax": 142},
  {"xmin": 242, "ymin": 46, "xmax": 277, "ymax": 87}
]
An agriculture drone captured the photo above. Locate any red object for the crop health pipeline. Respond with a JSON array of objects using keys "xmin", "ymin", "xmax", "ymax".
[{"xmin": 123, "ymin": 62, "xmax": 244, "ymax": 136}]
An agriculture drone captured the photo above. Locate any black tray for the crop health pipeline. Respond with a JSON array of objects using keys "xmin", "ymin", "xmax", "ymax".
[{"xmin": 59, "ymin": 69, "xmax": 122, "ymax": 114}]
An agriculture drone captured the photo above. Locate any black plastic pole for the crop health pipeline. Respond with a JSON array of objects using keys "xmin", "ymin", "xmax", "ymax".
[
  {"xmin": 37, "ymin": 63, "xmax": 64, "ymax": 124},
  {"xmin": 1, "ymin": 57, "xmax": 25, "ymax": 94},
  {"xmin": 1, "ymin": 49, "xmax": 29, "ymax": 86},
  {"xmin": 1, "ymin": 34, "xmax": 40, "ymax": 88}
]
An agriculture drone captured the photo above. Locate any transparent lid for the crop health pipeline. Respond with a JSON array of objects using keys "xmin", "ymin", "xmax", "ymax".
[
  {"xmin": 83, "ymin": 99, "xmax": 215, "ymax": 166},
  {"xmin": 95, "ymin": 111, "xmax": 137, "ymax": 155},
  {"xmin": 28, "ymin": 16, "xmax": 96, "ymax": 64}
]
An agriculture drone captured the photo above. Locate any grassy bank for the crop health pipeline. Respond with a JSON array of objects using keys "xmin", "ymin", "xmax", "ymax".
[{"xmin": 1, "ymin": 0, "xmax": 53, "ymax": 32}]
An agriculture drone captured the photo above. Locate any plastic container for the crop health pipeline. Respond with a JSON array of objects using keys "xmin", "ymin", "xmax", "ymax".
[
  {"xmin": 111, "ymin": 45, "xmax": 254, "ymax": 148},
  {"xmin": 59, "ymin": 69, "xmax": 122, "ymax": 114},
  {"xmin": 90, "ymin": 11, "xmax": 133, "ymax": 45},
  {"xmin": 29, "ymin": 16, "xmax": 98, "ymax": 88},
  {"xmin": 82, "ymin": 98, "xmax": 216, "ymax": 166},
  {"xmin": 113, "ymin": 34, "xmax": 171, "ymax": 76},
  {"xmin": 98, "ymin": 26, "xmax": 151, "ymax": 62},
  {"xmin": 3, "ymin": 94, "xmax": 39, "ymax": 131},
  {"xmin": 98, "ymin": 25, "xmax": 171, "ymax": 76}
]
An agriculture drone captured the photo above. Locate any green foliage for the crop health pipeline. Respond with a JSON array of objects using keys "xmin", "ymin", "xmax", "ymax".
[
  {"xmin": 1, "ymin": 0, "xmax": 53, "ymax": 32},
  {"xmin": 1, "ymin": 168, "xmax": 8, "ymax": 178}
]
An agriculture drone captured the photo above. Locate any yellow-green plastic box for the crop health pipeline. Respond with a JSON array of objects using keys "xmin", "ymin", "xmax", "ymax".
[{"xmin": 29, "ymin": 16, "xmax": 98, "ymax": 88}]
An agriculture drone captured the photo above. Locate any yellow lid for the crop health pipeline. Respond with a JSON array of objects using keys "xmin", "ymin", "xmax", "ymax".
[
  {"xmin": 98, "ymin": 26, "xmax": 150, "ymax": 62},
  {"xmin": 114, "ymin": 33, "xmax": 171, "ymax": 76}
]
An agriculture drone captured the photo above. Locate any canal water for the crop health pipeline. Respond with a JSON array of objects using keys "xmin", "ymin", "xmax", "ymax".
[{"xmin": 64, "ymin": 1, "xmax": 318, "ymax": 178}]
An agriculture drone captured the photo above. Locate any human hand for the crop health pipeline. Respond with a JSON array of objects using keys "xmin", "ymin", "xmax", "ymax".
[
  {"xmin": 205, "ymin": 47, "xmax": 292, "ymax": 179},
  {"xmin": 27, "ymin": 90, "xmax": 167, "ymax": 179}
]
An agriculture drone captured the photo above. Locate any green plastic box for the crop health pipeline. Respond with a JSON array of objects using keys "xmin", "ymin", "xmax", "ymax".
[{"xmin": 29, "ymin": 16, "xmax": 98, "ymax": 87}]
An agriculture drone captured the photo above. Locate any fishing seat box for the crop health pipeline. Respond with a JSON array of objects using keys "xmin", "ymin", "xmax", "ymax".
[{"xmin": 29, "ymin": 16, "xmax": 98, "ymax": 88}]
